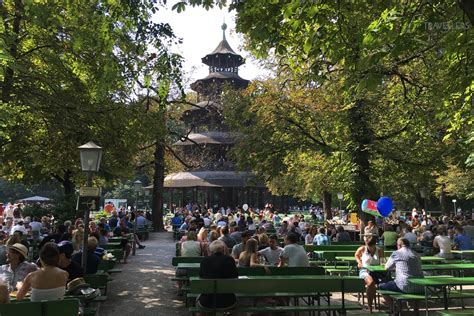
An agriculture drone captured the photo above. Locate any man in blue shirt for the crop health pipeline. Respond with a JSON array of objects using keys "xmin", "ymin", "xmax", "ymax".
[
  {"xmin": 171, "ymin": 214, "xmax": 182, "ymax": 230},
  {"xmin": 454, "ymin": 226, "xmax": 472, "ymax": 250},
  {"xmin": 313, "ymin": 227, "xmax": 331, "ymax": 245}
]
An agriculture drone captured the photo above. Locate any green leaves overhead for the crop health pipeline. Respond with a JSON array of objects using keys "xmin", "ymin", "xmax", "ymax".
[{"xmin": 0, "ymin": 0, "xmax": 181, "ymax": 195}]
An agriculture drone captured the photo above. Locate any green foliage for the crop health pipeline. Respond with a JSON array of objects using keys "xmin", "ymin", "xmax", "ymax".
[
  {"xmin": 219, "ymin": 0, "xmax": 473, "ymax": 213},
  {"xmin": 0, "ymin": 1, "xmax": 182, "ymax": 198}
]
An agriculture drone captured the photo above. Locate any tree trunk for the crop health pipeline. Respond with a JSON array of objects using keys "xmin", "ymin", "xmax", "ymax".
[
  {"xmin": 440, "ymin": 183, "xmax": 448, "ymax": 215},
  {"xmin": 322, "ymin": 190, "xmax": 332, "ymax": 220},
  {"xmin": 151, "ymin": 142, "xmax": 165, "ymax": 232},
  {"xmin": 347, "ymin": 100, "xmax": 376, "ymax": 224},
  {"xmin": 415, "ymin": 191, "xmax": 425, "ymax": 210},
  {"xmin": 1, "ymin": 0, "xmax": 23, "ymax": 103}
]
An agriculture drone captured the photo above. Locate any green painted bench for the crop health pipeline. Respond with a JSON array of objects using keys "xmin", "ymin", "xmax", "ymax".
[
  {"xmin": 172, "ymin": 256, "xmax": 204, "ymax": 266},
  {"xmin": 304, "ymin": 244, "xmax": 362, "ymax": 252},
  {"xmin": 437, "ymin": 310, "xmax": 474, "ymax": 315},
  {"xmin": 85, "ymin": 273, "xmax": 110, "ymax": 295},
  {"xmin": 0, "ymin": 298, "xmax": 79, "ymax": 316},
  {"xmin": 188, "ymin": 276, "xmax": 364, "ymax": 315}
]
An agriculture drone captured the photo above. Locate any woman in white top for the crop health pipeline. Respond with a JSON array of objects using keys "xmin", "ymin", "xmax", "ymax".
[
  {"xmin": 181, "ymin": 231, "xmax": 202, "ymax": 257},
  {"xmin": 17, "ymin": 242, "xmax": 68, "ymax": 301},
  {"xmin": 433, "ymin": 226, "xmax": 453, "ymax": 259},
  {"xmin": 355, "ymin": 236, "xmax": 384, "ymax": 313}
]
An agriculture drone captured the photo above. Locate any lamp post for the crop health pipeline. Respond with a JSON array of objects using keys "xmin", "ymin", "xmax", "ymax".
[
  {"xmin": 337, "ymin": 192, "xmax": 343, "ymax": 211},
  {"xmin": 78, "ymin": 141, "xmax": 102, "ymax": 275},
  {"xmin": 452, "ymin": 199, "xmax": 457, "ymax": 215},
  {"xmin": 132, "ymin": 180, "xmax": 142, "ymax": 256},
  {"xmin": 419, "ymin": 188, "xmax": 427, "ymax": 214}
]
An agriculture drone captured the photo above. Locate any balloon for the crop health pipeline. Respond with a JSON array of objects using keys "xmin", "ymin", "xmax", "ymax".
[
  {"xmin": 242, "ymin": 204, "xmax": 249, "ymax": 211},
  {"xmin": 377, "ymin": 196, "xmax": 393, "ymax": 217},
  {"xmin": 362, "ymin": 199, "xmax": 380, "ymax": 217}
]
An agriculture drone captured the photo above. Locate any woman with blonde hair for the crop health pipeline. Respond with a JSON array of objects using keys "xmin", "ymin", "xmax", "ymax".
[
  {"xmin": 181, "ymin": 231, "xmax": 202, "ymax": 257},
  {"xmin": 238, "ymin": 238, "xmax": 267, "ymax": 268},
  {"xmin": 257, "ymin": 233, "xmax": 269, "ymax": 250},
  {"xmin": 197, "ymin": 227, "xmax": 208, "ymax": 243},
  {"xmin": 72, "ymin": 226, "xmax": 84, "ymax": 251}
]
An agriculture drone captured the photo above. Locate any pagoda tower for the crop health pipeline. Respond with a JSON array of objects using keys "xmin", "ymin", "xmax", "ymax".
[{"xmin": 163, "ymin": 24, "xmax": 265, "ymax": 209}]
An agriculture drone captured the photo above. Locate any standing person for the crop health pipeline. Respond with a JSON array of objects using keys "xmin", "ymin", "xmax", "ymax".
[
  {"xmin": 379, "ymin": 238, "xmax": 424, "ymax": 313},
  {"xmin": 258, "ymin": 235, "xmax": 283, "ymax": 266},
  {"xmin": 197, "ymin": 240, "xmax": 238, "ymax": 310},
  {"xmin": 355, "ymin": 236, "xmax": 384, "ymax": 312},
  {"xmin": 16, "ymin": 243, "xmax": 68, "ymax": 301},
  {"xmin": 279, "ymin": 233, "xmax": 309, "ymax": 267}
]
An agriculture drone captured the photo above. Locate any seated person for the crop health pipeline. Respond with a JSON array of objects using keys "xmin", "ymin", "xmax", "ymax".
[
  {"xmin": 72, "ymin": 237, "xmax": 100, "ymax": 274},
  {"xmin": 57, "ymin": 241, "xmax": 83, "ymax": 281},
  {"xmin": 112, "ymin": 219, "xmax": 133, "ymax": 263},
  {"xmin": 181, "ymin": 231, "xmax": 202, "ymax": 257},
  {"xmin": 0, "ymin": 243, "xmax": 37, "ymax": 290},
  {"xmin": 198, "ymin": 240, "xmax": 238, "ymax": 309},
  {"xmin": 17, "ymin": 242, "xmax": 68, "ymax": 301},
  {"xmin": 379, "ymin": 238, "xmax": 424, "ymax": 313},
  {"xmin": 258, "ymin": 234, "xmax": 283, "ymax": 266}
]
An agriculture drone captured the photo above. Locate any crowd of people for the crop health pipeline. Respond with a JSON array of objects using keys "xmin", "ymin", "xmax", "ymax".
[
  {"xmin": 172, "ymin": 204, "xmax": 474, "ymax": 312},
  {"xmin": 0, "ymin": 202, "xmax": 149, "ymax": 304}
]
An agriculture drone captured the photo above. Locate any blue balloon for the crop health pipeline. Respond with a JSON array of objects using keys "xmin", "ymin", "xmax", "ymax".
[{"xmin": 377, "ymin": 197, "xmax": 393, "ymax": 217}]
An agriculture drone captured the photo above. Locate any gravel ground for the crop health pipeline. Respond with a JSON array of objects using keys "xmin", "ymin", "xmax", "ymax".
[{"xmin": 99, "ymin": 232, "xmax": 187, "ymax": 316}]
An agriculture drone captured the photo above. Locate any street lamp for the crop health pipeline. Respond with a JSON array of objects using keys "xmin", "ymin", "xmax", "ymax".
[
  {"xmin": 337, "ymin": 192, "xmax": 343, "ymax": 211},
  {"xmin": 78, "ymin": 141, "xmax": 102, "ymax": 275},
  {"xmin": 419, "ymin": 188, "xmax": 427, "ymax": 214},
  {"xmin": 452, "ymin": 199, "xmax": 457, "ymax": 215},
  {"xmin": 132, "ymin": 180, "xmax": 142, "ymax": 256}
]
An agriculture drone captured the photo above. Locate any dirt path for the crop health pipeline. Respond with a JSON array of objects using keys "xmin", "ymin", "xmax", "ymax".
[{"xmin": 99, "ymin": 232, "xmax": 186, "ymax": 315}]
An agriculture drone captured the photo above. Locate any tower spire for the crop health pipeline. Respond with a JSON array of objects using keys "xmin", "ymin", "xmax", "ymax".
[{"xmin": 221, "ymin": 21, "xmax": 227, "ymax": 41}]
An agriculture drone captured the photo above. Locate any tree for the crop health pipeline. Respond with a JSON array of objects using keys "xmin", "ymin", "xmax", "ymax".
[
  {"xmin": 0, "ymin": 1, "xmax": 180, "ymax": 213},
  {"xmin": 181, "ymin": 0, "xmax": 473, "ymax": 218}
]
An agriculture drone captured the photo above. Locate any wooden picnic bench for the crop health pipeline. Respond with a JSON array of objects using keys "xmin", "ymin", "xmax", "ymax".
[
  {"xmin": 172, "ymin": 256, "xmax": 204, "ymax": 266},
  {"xmin": 188, "ymin": 275, "xmax": 365, "ymax": 315},
  {"xmin": 0, "ymin": 298, "xmax": 79, "ymax": 316}
]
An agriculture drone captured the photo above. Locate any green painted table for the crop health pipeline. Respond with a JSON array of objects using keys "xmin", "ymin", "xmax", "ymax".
[
  {"xmin": 367, "ymin": 263, "xmax": 474, "ymax": 273},
  {"xmin": 315, "ymin": 250, "xmax": 393, "ymax": 261},
  {"xmin": 452, "ymin": 250, "xmax": 474, "ymax": 259},
  {"xmin": 335, "ymin": 256, "xmax": 445, "ymax": 263},
  {"xmin": 409, "ymin": 277, "xmax": 474, "ymax": 311}
]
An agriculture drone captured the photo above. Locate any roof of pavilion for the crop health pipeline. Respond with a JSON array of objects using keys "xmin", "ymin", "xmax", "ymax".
[
  {"xmin": 173, "ymin": 131, "xmax": 234, "ymax": 146},
  {"xmin": 142, "ymin": 171, "xmax": 264, "ymax": 188}
]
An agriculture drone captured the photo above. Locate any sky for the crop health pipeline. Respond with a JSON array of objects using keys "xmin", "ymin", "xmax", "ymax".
[{"xmin": 152, "ymin": 3, "xmax": 265, "ymax": 86}]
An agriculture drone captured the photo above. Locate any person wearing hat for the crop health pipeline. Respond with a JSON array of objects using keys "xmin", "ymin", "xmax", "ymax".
[
  {"xmin": 57, "ymin": 241, "xmax": 83, "ymax": 281},
  {"xmin": 0, "ymin": 243, "xmax": 37, "ymax": 290}
]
